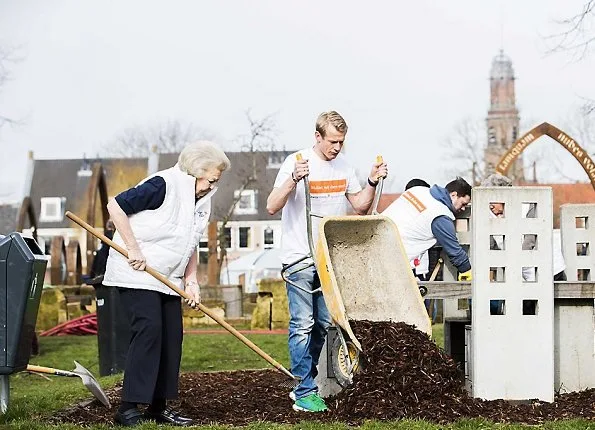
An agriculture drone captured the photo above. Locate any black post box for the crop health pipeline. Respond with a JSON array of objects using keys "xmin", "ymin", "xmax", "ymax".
[
  {"xmin": 92, "ymin": 281, "xmax": 130, "ymax": 376},
  {"xmin": 0, "ymin": 233, "xmax": 47, "ymax": 375}
]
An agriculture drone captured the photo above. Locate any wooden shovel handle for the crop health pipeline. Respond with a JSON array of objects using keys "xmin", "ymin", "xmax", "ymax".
[
  {"xmin": 27, "ymin": 364, "xmax": 76, "ymax": 377},
  {"xmin": 65, "ymin": 211, "xmax": 296, "ymax": 380}
]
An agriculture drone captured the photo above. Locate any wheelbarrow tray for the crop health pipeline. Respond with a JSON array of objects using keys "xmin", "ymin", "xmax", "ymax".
[{"xmin": 315, "ymin": 215, "xmax": 431, "ymax": 351}]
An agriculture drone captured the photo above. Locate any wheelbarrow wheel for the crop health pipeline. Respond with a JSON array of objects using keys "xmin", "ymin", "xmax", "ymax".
[{"xmin": 330, "ymin": 334, "xmax": 361, "ymax": 388}]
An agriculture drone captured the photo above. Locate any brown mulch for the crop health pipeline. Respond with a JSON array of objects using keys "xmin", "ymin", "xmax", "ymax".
[{"xmin": 51, "ymin": 321, "xmax": 595, "ymax": 426}]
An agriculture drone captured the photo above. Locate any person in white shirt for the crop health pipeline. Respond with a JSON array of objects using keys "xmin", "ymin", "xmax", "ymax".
[{"xmin": 266, "ymin": 111, "xmax": 387, "ymax": 413}]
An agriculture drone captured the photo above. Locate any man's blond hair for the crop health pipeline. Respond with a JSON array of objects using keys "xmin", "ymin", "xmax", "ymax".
[{"xmin": 315, "ymin": 111, "xmax": 348, "ymax": 138}]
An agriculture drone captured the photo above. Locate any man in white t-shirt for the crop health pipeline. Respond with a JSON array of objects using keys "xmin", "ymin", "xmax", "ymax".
[{"xmin": 266, "ymin": 111, "xmax": 387, "ymax": 413}]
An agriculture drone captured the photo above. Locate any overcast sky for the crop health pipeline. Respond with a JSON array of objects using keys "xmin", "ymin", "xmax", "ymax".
[{"xmin": 1, "ymin": 0, "xmax": 594, "ymax": 201}]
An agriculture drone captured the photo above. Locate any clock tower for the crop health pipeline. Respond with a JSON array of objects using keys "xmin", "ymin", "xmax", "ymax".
[{"xmin": 484, "ymin": 50, "xmax": 524, "ymax": 182}]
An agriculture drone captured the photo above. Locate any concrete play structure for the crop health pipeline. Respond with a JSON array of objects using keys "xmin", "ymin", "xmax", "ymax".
[{"xmin": 315, "ymin": 186, "xmax": 595, "ymax": 403}]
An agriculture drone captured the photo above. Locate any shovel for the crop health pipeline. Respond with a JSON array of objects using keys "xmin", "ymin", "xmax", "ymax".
[
  {"xmin": 27, "ymin": 361, "xmax": 111, "ymax": 408},
  {"xmin": 65, "ymin": 211, "xmax": 299, "ymax": 388}
]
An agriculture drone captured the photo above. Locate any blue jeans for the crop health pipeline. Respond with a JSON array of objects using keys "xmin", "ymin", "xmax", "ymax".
[{"xmin": 285, "ymin": 264, "xmax": 332, "ymax": 399}]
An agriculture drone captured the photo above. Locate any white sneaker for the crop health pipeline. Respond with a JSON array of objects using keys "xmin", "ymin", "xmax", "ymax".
[{"xmin": 289, "ymin": 391, "xmax": 296, "ymax": 401}]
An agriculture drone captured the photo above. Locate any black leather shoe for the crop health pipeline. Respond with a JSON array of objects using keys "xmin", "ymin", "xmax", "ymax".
[
  {"xmin": 114, "ymin": 407, "xmax": 144, "ymax": 426},
  {"xmin": 145, "ymin": 406, "xmax": 193, "ymax": 426}
]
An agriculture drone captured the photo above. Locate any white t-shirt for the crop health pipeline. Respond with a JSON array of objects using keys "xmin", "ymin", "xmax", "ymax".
[{"xmin": 274, "ymin": 147, "xmax": 362, "ymax": 264}]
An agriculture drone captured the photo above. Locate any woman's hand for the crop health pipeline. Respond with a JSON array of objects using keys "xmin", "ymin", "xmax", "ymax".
[
  {"xmin": 127, "ymin": 247, "xmax": 146, "ymax": 271},
  {"xmin": 184, "ymin": 280, "xmax": 201, "ymax": 309}
]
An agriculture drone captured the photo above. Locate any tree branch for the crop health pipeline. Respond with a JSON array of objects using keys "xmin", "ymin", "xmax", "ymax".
[
  {"xmin": 212, "ymin": 111, "xmax": 279, "ymax": 278},
  {"xmin": 0, "ymin": 45, "xmax": 23, "ymax": 130},
  {"xmin": 99, "ymin": 120, "xmax": 214, "ymax": 157},
  {"xmin": 545, "ymin": 0, "xmax": 595, "ymax": 60}
]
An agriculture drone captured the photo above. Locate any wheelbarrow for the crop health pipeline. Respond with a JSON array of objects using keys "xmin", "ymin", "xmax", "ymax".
[{"xmin": 282, "ymin": 156, "xmax": 431, "ymax": 387}]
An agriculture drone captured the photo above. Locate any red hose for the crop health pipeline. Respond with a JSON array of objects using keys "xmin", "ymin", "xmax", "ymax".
[{"xmin": 40, "ymin": 313, "xmax": 98, "ymax": 336}]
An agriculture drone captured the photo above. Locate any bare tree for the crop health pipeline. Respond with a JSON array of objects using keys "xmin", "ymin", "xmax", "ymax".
[
  {"xmin": 566, "ymin": 103, "xmax": 595, "ymax": 153},
  {"xmin": 211, "ymin": 111, "xmax": 279, "ymax": 281},
  {"xmin": 442, "ymin": 118, "xmax": 486, "ymax": 184},
  {"xmin": 544, "ymin": 2, "xmax": 595, "ymax": 114},
  {"xmin": 545, "ymin": 104, "xmax": 595, "ymax": 181},
  {"xmin": 99, "ymin": 120, "xmax": 215, "ymax": 157},
  {"xmin": 0, "ymin": 45, "xmax": 22, "ymax": 131},
  {"xmin": 546, "ymin": 0, "xmax": 595, "ymax": 61}
]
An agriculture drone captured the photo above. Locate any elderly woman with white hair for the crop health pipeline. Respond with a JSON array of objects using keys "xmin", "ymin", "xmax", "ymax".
[{"xmin": 103, "ymin": 141, "xmax": 231, "ymax": 427}]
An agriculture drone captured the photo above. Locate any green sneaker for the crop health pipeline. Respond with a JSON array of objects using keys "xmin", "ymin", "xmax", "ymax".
[{"xmin": 292, "ymin": 393, "xmax": 328, "ymax": 412}]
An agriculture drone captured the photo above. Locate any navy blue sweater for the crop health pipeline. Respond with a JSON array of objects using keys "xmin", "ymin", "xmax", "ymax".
[{"xmin": 115, "ymin": 176, "xmax": 166, "ymax": 215}]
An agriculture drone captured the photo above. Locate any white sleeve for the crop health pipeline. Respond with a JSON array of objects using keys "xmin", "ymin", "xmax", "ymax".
[
  {"xmin": 522, "ymin": 266, "xmax": 536, "ymax": 282},
  {"xmin": 273, "ymin": 153, "xmax": 298, "ymax": 188},
  {"xmin": 346, "ymin": 166, "xmax": 362, "ymax": 194}
]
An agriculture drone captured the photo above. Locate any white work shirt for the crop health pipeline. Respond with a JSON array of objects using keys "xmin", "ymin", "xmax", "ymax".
[{"xmin": 274, "ymin": 147, "xmax": 361, "ymax": 265}]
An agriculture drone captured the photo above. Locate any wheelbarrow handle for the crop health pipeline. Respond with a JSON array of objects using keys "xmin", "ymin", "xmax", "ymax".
[
  {"xmin": 295, "ymin": 153, "xmax": 316, "ymax": 270},
  {"xmin": 280, "ymin": 258, "xmax": 321, "ymax": 295},
  {"xmin": 370, "ymin": 155, "xmax": 385, "ymax": 215},
  {"xmin": 65, "ymin": 211, "xmax": 297, "ymax": 381}
]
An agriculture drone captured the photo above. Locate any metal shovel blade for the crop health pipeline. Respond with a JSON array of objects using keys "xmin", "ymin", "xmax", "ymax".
[{"xmin": 72, "ymin": 361, "xmax": 111, "ymax": 408}]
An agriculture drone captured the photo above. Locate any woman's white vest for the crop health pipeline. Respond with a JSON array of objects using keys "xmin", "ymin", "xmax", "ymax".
[
  {"xmin": 103, "ymin": 164, "xmax": 214, "ymax": 295},
  {"xmin": 382, "ymin": 186, "xmax": 454, "ymax": 267}
]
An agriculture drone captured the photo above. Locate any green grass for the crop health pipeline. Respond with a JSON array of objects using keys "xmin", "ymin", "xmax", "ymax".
[
  {"xmin": 431, "ymin": 322, "xmax": 444, "ymax": 349},
  {"xmin": 1, "ymin": 326, "xmax": 592, "ymax": 429},
  {"xmin": 180, "ymin": 333, "xmax": 289, "ymax": 372}
]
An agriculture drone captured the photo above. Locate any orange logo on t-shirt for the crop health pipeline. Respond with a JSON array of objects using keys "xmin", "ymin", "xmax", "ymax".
[
  {"xmin": 309, "ymin": 179, "xmax": 347, "ymax": 194},
  {"xmin": 402, "ymin": 191, "xmax": 427, "ymax": 212}
]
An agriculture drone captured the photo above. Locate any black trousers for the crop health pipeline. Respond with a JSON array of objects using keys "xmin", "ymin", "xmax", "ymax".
[{"xmin": 118, "ymin": 288, "xmax": 183, "ymax": 404}]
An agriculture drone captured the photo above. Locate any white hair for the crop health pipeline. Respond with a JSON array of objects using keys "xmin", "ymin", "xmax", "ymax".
[{"xmin": 178, "ymin": 141, "xmax": 231, "ymax": 178}]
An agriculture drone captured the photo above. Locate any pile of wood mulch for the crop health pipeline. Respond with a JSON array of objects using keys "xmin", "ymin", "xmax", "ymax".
[{"xmin": 51, "ymin": 321, "xmax": 595, "ymax": 426}]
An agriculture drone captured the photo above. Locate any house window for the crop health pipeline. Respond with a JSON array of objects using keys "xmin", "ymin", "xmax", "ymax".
[
  {"xmin": 264, "ymin": 227, "xmax": 274, "ymax": 248},
  {"xmin": 221, "ymin": 227, "xmax": 232, "ymax": 250},
  {"xmin": 234, "ymin": 190, "xmax": 258, "ymax": 215},
  {"xmin": 40, "ymin": 197, "xmax": 66, "ymax": 222},
  {"xmin": 267, "ymin": 153, "xmax": 285, "ymax": 169},
  {"xmin": 239, "ymin": 227, "xmax": 252, "ymax": 248}
]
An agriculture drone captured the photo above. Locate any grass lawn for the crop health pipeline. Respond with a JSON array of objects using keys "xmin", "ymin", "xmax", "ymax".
[{"xmin": 1, "ymin": 325, "xmax": 592, "ymax": 430}]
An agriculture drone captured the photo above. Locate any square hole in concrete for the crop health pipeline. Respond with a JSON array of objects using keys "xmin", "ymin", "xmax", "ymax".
[
  {"xmin": 490, "ymin": 235, "xmax": 505, "ymax": 250},
  {"xmin": 576, "ymin": 216, "xmax": 589, "ymax": 229},
  {"xmin": 522, "ymin": 299, "xmax": 538, "ymax": 315},
  {"xmin": 522, "ymin": 234, "xmax": 537, "ymax": 250},
  {"xmin": 490, "ymin": 300, "xmax": 505, "ymax": 315},
  {"xmin": 576, "ymin": 242, "xmax": 590, "ymax": 256},
  {"xmin": 455, "ymin": 218, "xmax": 469, "ymax": 232},
  {"xmin": 490, "ymin": 267, "xmax": 506, "ymax": 282},
  {"xmin": 577, "ymin": 269, "xmax": 591, "ymax": 281},
  {"xmin": 522, "ymin": 202, "xmax": 537, "ymax": 218},
  {"xmin": 489, "ymin": 202, "xmax": 505, "ymax": 218},
  {"xmin": 522, "ymin": 267, "xmax": 538, "ymax": 282},
  {"xmin": 457, "ymin": 299, "xmax": 470, "ymax": 310}
]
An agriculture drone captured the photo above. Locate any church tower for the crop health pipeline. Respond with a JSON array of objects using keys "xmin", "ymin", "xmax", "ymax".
[{"xmin": 484, "ymin": 50, "xmax": 524, "ymax": 182}]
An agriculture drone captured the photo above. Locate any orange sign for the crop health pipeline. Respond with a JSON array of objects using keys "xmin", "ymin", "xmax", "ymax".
[
  {"xmin": 402, "ymin": 191, "xmax": 427, "ymax": 213},
  {"xmin": 309, "ymin": 179, "xmax": 347, "ymax": 194},
  {"xmin": 496, "ymin": 122, "xmax": 595, "ymax": 191}
]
